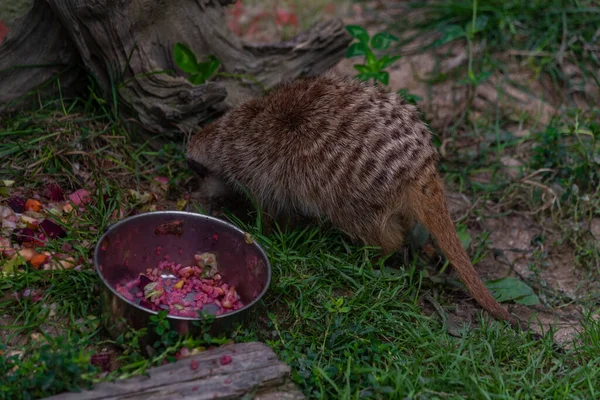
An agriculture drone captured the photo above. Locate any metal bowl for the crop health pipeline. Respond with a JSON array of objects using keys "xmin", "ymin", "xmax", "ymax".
[{"xmin": 93, "ymin": 211, "xmax": 271, "ymax": 349}]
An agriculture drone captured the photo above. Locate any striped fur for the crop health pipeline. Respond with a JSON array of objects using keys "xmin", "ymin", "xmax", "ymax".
[
  {"xmin": 187, "ymin": 72, "xmax": 531, "ymax": 332},
  {"xmin": 187, "ymin": 72, "xmax": 438, "ymax": 245}
]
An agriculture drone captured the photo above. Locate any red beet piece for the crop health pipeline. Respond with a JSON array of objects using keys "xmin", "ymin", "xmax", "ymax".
[
  {"xmin": 12, "ymin": 228, "xmax": 35, "ymax": 244},
  {"xmin": 190, "ymin": 359, "xmax": 199, "ymax": 370},
  {"xmin": 44, "ymin": 183, "xmax": 65, "ymax": 202},
  {"xmin": 7, "ymin": 196, "xmax": 27, "ymax": 213},
  {"xmin": 220, "ymin": 355, "xmax": 232, "ymax": 365},
  {"xmin": 139, "ymin": 299, "xmax": 157, "ymax": 310},
  {"xmin": 90, "ymin": 352, "xmax": 112, "ymax": 372},
  {"xmin": 40, "ymin": 219, "xmax": 66, "ymax": 239},
  {"xmin": 138, "ymin": 274, "xmax": 153, "ymax": 290}
]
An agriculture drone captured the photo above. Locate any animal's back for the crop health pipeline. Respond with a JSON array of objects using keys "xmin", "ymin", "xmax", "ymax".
[
  {"xmin": 192, "ymin": 73, "xmax": 438, "ymax": 236},
  {"xmin": 187, "ymin": 72, "xmax": 529, "ymax": 332}
]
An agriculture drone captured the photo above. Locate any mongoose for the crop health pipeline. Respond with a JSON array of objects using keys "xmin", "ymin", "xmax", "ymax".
[{"xmin": 186, "ymin": 71, "xmax": 523, "ymax": 331}]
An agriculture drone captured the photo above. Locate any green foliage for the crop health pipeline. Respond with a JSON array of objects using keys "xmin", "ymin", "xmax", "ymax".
[
  {"xmin": 149, "ymin": 311, "xmax": 181, "ymax": 351},
  {"xmin": 398, "ymin": 0, "xmax": 600, "ymax": 88},
  {"xmin": 173, "ymin": 42, "xmax": 221, "ymax": 85},
  {"xmin": 345, "ymin": 25, "xmax": 400, "ymax": 85},
  {"xmin": 345, "ymin": 24, "xmax": 423, "ymax": 104},
  {"xmin": 530, "ymin": 111, "xmax": 600, "ymax": 192},
  {"xmin": 395, "ymin": 88, "xmax": 423, "ymax": 106},
  {"xmin": 0, "ymin": 339, "xmax": 97, "ymax": 400},
  {"xmin": 147, "ymin": 309, "xmax": 228, "ymax": 361},
  {"xmin": 225, "ymin": 216, "xmax": 599, "ymax": 399},
  {"xmin": 485, "ymin": 277, "xmax": 541, "ymax": 305}
]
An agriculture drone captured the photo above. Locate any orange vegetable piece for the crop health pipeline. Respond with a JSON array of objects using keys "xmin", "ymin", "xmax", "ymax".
[
  {"xmin": 25, "ymin": 199, "xmax": 43, "ymax": 212},
  {"xmin": 30, "ymin": 253, "xmax": 48, "ymax": 269},
  {"xmin": 174, "ymin": 279, "xmax": 185, "ymax": 290}
]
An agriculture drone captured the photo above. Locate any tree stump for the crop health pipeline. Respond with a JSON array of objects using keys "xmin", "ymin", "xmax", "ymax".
[
  {"xmin": 0, "ymin": 0, "xmax": 352, "ymax": 134},
  {"xmin": 42, "ymin": 342, "xmax": 305, "ymax": 400}
]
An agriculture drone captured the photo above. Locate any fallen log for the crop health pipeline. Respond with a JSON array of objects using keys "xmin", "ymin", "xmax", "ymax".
[
  {"xmin": 43, "ymin": 341, "xmax": 305, "ymax": 400},
  {"xmin": 0, "ymin": 0, "xmax": 352, "ymax": 134}
]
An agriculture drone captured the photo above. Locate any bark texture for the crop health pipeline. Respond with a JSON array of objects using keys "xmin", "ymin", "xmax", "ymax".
[
  {"xmin": 42, "ymin": 342, "xmax": 305, "ymax": 400},
  {"xmin": 0, "ymin": 0, "xmax": 352, "ymax": 133}
]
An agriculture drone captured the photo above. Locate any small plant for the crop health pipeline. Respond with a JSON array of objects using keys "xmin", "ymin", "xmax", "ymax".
[
  {"xmin": 345, "ymin": 25, "xmax": 423, "ymax": 105},
  {"xmin": 324, "ymin": 296, "xmax": 351, "ymax": 314},
  {"xmin": 172, "ymin": 42, "xmax": 266, "ymax": 91},
  {"xmin": 399, "ymin": 0, "xmax": 600, "ymax": 90},
  {"xmin": 396, "ymin": 88, "xmax": 423, "ymax": 106},
  {"xmin": 173, "ymin": 42, "xmax": 221, "ymax": 85},
  {"xmin": 150, "ymin": 311, "xmax": 181, "ymax": 352},
  {"xmin": 0, "ymin": 340, "xmax": 98, "ymax": 400},
  {"xmin": 530, "ymin": 112, "xmax": 600, "ymax": 192},
  {"xmin": 432, "ymin": 0, "xmax": 491, "ymax": 86},
  {"xmin": 345, "ymin": 25, "xmax": 400, "ymax": 86}
]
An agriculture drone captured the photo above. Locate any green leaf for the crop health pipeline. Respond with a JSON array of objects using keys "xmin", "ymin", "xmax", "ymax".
[
  {"xmin": 373, "ymin": 71, "xmax": 389, "ymax": 85},
  {"xmin": 353, "ymin": 64, "xmax": 371, "ymax": 74},
  {"xmin": 515, "ymin": 293, "xmax": 541, "ymax": 306},
  {"xmin": 365, "ymin": 50, "xmax": 377, "ymax": 69},
  {"xmin": 433, "ymin": 25, "xmax": 465, "ymax": 47},
  {"xmin": 346, "ymin": 25, "xmax": 370, "ymax": 43},
  {"xmin": 466, "ymin": 15, "xmax": 489, "ymax": 37},
  {"xmin": 377, "ymin": 55, "xmax": 401, "ymax": 70},
  {"xmin": 485, "ymin": 277, "xmax": 540, "ymax": 305},
  {"xmin": 345, "ymin": 42, "xmax": 368, "ymax": 58},
  {"xmin": 397, "ymin": 88, "xmax": 422, "ymax": 105},
  {"xmin": 356, "ymin": 72, "xmax": 373, "ymax": 82},
  {"xmin": 370, "ymin": 32, "xmax": 399, "ymax": 50},
  {"xmin": 173, "ymin": 42, "xmax": 200, "ymax": 74},
  {"xmin": 189, "ymin": 74, "xmax": 206, "ymax": 85},
  {"xmin": 1, "ymin": 256, "xmax": 26, "ymax": 276},
  {"xmin": 456, "ymin": 224, "xmax": 471, "ymax": 250},
  {"xmin": 41, "ymin": 371, "xmax": 56, "ymax": 391},
  {"xmin": 202, "ymin": 55, "xmax": 221, "ymax": 78}
]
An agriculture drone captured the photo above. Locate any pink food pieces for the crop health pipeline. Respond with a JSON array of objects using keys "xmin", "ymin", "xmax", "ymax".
[
  {"xmin": 115, "ymin": 253, "xmax": 244, "ymax": 317},
  {"xmin": 7, "ymin": 196, "xmax": 27, "ymax": 213},
  {"xmin": 39, "ymin": 219, "xmax": 66, "ymax": 239},
  {"xmin": 220, "ymin": 355, "xmax": 232, "ymax": 365},
  {"xmin": 69, "ymin": 189, "xmax": 91, "ymax": 206},
  {"xmin": 44, "ymin": 183, "xmax": 65, "ymax": 202}
]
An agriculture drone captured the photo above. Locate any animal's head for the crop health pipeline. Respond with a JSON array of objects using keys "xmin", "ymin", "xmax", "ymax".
[
  {"xmin": 185, "ymin": 123, "xmax": 214, "ymax": 174},
  {"xmin": 186, "ymin": 123, "xmax": 238, "ymax": 214}
]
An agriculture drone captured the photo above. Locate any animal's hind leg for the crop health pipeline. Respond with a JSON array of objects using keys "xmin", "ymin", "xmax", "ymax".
[{"xmin": 367, "ymin": 214, "xmax": 411, "ymax": 266}]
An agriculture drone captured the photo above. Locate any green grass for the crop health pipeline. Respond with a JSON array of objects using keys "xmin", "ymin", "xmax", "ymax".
[
  {"xmin": 1, "ymin": 1, "xmax": 600, "ymax": 398},
  {"xmin": 1, "ymin": 92, "xmax": 599, "ymax": 400},
  {"xmin": 232, "ymin": 219, "xmax": 600, "ymax": 399},
  {"xmin": 392, "ymin": 0, "xmax": 600, "ymax": 95}
]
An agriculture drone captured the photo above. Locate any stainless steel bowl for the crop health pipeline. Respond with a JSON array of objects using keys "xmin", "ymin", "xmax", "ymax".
[{"xmin": 93, "ymin": 211, "xmax": 271, "ymax": 349}]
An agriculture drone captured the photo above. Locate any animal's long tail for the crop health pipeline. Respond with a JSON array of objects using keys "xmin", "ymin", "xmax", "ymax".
[{"xmin": 409, "ymin": 174, "xmax": 522, "ymax": 330}]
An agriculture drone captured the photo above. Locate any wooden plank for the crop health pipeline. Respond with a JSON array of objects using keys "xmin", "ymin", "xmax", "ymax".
[{"xmin": 43, "ymin": 342, "xmax": 304, "ymax": 400}]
